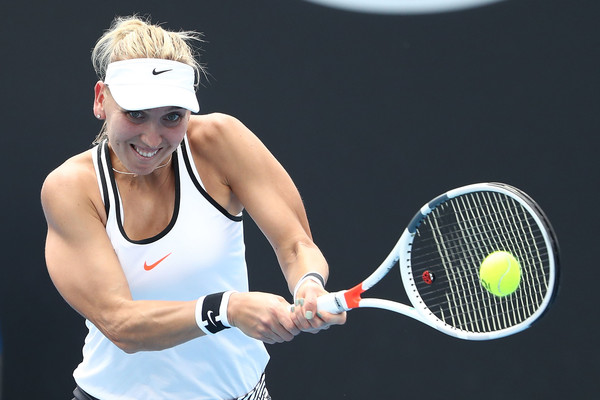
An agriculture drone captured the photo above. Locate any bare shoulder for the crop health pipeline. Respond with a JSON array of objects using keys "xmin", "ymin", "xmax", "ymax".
[
  {"xmin": 186, "ymin": 113, "xmax": 271, "ymax": 177},
  {"xmin": 184, "ymin": 113, "xmax": 285, "ymax": 215},
  {"xmin": 187, "ymin": 113, "xmax": 255, "ymax": 150},
  {"xmin": 42, "ymin": 150, "xmax": 96, "ymax": 200},
  {"xmin": 41, "ymin": 149, "xmax": 105, "ymax": 227}
]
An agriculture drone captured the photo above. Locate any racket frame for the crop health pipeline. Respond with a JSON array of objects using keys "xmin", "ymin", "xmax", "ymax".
[{"xmin": 317, "ymin": 182, "xmax": 559, "ymax": 340}]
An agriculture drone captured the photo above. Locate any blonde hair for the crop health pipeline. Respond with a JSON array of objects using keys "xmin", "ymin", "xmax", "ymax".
[{"xmin": 92, "ymin": 15, "xmax": 206, "ymax": 144}]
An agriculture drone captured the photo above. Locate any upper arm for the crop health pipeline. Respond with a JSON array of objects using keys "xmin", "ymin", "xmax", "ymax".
[
  {"xmin": 41, "ymin": 162, "xmax": 132, "ymax": 330},
  {"xmin": 188, "ymin": 115, "xmax": 326, "ymax": 287},
  {"xmin": 42, "ymin": 156, "xmax": 204, "ymax": 352},
  {"xmin": 191, "ymin": 115, "xmax": 311, "ymax": 245}
]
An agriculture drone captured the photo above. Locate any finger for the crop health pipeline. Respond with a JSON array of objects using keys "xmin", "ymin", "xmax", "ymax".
[
  {"xmin": 260, "ymin": 327, "xmax": 285, "ymax": 344},
  {"xmin": 317, "ymin": 310, "xmax": 347, "ymax": 326},
  {"xmin": 290, "ymin": 307, "xmax": 312, "ymax": 332},
  {"xmin": 304, "ymin": 309, "xmax": 344, "ymax": 334},
  {"xmin": 303, "ymin": 296, "xmax": 329, "ymax": 331},
  {"xmin": 282, "ymin": 318, "xmax": 301, "ymax": 337},
  {"xmin": 291, "ymin": 299, "xmax": 316, "ymax": 331},
  {"xmin": 269, "ymin": 305, "xmax": 302, "ymax": 342},
  {"xmin": 304, "ymin": 309, "xmax": 321, "ymax": 329},
  {"xmin": 305, "ymin": 311, "xmax": 326, "ymax": 334},
  {"xmin": 299, "ymin": 310, "xmax": 325, "ymax": 333},
  {"xmin": 248, "ymin": 315, "xmax": 290, "ymax": 344},
  {"xmin": 274, "ymin": 317, "xmax": 299, "ymax": 342}
]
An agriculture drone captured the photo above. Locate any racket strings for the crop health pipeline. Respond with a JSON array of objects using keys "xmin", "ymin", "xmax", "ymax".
[
  {"xmin": 439, "ymin": 291, "xmax": 544, "ymax": 331},
  {"xmin": 409, "ymin": 191, "xmax": 552, "ymax": 333},
  {"xmin": 413, "ymin": 203, "xmax": 541, "ymax": 250},
  {"xmin": 433, "ymin": 280, "xmax": 548, "ymax": 332},
  {"xmin": 412, "ymin": 232, "xmax": 548, "ymax": 272},
  {"xmin": 445, "ymin": 192, "xmax": 546, "ymax": 331}
]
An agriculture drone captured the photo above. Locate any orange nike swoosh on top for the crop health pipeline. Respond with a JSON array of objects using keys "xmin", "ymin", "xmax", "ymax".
[{"xmin": 144, "ymin": 252, "xmax": 172, "ymax": 271}]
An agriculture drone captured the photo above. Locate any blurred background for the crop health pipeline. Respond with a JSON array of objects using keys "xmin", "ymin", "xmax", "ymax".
[{"xmin": 1, "ymin": 0, "xmax": 598, "ymax": 398}]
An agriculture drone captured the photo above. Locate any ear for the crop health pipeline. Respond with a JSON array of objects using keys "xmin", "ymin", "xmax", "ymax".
[{"xmin": 93, "ymin": 81, "xmax": 107, "ymax": 119}]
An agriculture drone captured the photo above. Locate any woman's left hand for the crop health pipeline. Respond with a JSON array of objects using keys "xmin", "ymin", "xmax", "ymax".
[{"xmin": 291, "ymin": 279, "xmax": 346, "ymax": 333}]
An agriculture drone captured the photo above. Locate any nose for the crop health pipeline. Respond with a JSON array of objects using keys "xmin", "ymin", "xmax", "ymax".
[{"xmin": 139, "ymin": 123, "xmax": 163, "ymax": 148}]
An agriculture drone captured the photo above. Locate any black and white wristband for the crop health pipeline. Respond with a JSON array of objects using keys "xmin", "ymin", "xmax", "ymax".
[
  {"xmin": 293, "ymin": 272, "xmax": 326, "ymax": 301},
  {"xmin": 195, "ymin": 291, "xmax": 235, "ymax": 335}
]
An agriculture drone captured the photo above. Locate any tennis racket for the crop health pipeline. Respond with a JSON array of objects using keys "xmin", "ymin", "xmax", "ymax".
[{"xmin": 319, "ymin": 182, "xmax": 559, "ymax": 340}]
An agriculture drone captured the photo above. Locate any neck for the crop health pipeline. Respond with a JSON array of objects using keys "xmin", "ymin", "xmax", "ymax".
[{"xmin": 112, "ymin": 155, "xmax": 173, "ymax": 177}]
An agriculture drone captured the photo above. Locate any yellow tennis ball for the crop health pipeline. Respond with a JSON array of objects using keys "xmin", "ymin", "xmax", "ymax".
[{"xmin": 479, "ymin": 251, "xmax": 521, "ymax": 297}]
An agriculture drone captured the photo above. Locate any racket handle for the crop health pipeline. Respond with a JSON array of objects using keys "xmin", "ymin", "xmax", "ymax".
[{"xmin": 316, "ymin": 291, "xmax": 348, "ymax": 314}]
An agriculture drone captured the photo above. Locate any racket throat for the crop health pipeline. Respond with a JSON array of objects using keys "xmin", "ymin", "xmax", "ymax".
[{"xmin": 343, "ymin": 283, "xmax": 365, "ymax": 309}]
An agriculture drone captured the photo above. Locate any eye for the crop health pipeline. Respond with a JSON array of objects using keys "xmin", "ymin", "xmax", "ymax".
[
  {"xmin": 164, "ymin": 112, "xmax": 183, "ymax": 123},
  {"xmin": 127, "ymin": 110, "xmax": 145, "ymax": 120}
]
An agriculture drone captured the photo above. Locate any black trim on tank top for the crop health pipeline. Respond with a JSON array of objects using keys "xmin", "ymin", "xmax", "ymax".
[
  {"xmin": 97, "ymin": 143, "xmax": 110, "ymax": 217},
  {"xmin": 180, "ymin": 139, "xmax": 243, "ymax": 222},
  {"xmin": 104, "ymin": 141, "xmax": 181, "ymax": 244}
]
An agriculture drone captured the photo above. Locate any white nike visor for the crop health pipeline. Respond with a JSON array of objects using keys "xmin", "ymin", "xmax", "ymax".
[{"xmin": 104, "ymin": 58, "xmax": 199, "ymax": 113}]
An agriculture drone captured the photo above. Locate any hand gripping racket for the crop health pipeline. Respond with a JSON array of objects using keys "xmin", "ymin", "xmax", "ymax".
[{"xmin": 319, "ymin": 183, "xmax": 559, "ymax": 340}]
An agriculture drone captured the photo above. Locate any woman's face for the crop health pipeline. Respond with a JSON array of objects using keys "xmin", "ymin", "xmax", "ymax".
[{"xmin": 95, "ymin": 83, "xmax": 190, "ymax": 175}]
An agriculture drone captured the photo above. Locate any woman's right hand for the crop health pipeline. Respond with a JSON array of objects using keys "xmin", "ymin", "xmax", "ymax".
[{"xmin": 226, "ymin": 292, "xmax": 301, "ymax": 344}]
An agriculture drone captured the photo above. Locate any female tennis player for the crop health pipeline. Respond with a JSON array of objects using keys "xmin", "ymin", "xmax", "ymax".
[{"xmin": 41, "ymin": 15, "xmax": 345, "ymax": 400}]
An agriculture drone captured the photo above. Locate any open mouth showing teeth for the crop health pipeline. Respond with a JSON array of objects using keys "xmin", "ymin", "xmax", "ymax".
[{"xmin": 133, "ymin": 145, "xmax": 159, "ymax": 158}]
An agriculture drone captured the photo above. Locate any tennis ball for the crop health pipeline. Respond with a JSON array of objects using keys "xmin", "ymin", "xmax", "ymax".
[{"xmin": 479, "ymin": 251, "xmax": 521, "ymax": 297}]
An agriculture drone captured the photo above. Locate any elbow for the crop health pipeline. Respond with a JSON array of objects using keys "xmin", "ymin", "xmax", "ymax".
[
  {"xmin": 98, "ymin": 318, "xmax": 144, "ymax": 354},
  {"xmin": 112, "ymin": 338, "xmax": 141, "ymax": 354}
]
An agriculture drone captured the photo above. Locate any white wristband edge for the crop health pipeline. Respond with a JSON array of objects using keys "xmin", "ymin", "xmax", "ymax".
[
  {"xmin": 219, "ymin": 290, "xmax": 236, "ymax": 328},
  {"xmin": 293, "ymin": 272, "xmax": 326, "ymax": 301}
]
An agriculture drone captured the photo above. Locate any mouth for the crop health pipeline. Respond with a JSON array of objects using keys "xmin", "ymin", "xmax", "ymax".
[{"xmin": 132, "ymin": 145, "xmax": 160, "ymax": 158}]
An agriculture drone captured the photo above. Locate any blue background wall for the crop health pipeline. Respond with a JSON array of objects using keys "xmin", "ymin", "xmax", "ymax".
[{"xmin": 1, "ymin": 0, "xmax": 598, "ymax": 398}]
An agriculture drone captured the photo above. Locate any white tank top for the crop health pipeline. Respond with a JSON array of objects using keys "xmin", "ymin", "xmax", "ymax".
[{"xmin": 74, "ymin": 135, "xmax": 269, "ymax": 400}]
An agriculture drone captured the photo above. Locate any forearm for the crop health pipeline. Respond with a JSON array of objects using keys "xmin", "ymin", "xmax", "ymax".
[
  {"xmin": 278, "ymin": 239, "xmax": 329, "ymax": 296},
  {"xmin": 95, "ymin": 299, "xmax": 201, "ymax": 353}
]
